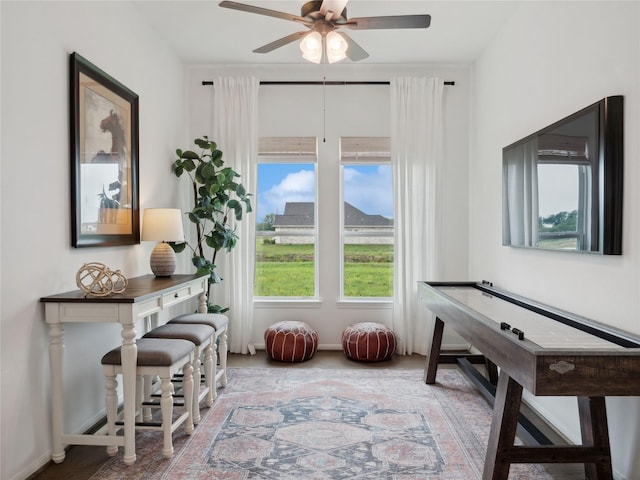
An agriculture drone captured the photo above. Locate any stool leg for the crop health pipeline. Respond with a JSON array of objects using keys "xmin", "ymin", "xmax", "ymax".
[
  {"xmin": 160, "ymin": 376, "xmax": 174, "ymax": 458},
  {"xmin": 211, "ymin": 336, "xmax": 219, "ymax": 401},
  {"xmin": 143, "ymin": 374, "xmax": 153, "ymax": 422},
  {"xmin": 219, "ymin": 330, "xmax": 228, "ymax": 387},
  {"xmin": 104, "ymin": 372, "xmax": 119, "ymax": 457},
  {"xmin": 203, "ymin": 343, "xmax": 214, "ymax": 407},
  {"xmin": 135, "ymin": 374, "xmax": 143, "ymax": 423},
  {"xmin": 183, "ymin": 361, "xmax": 194, "ymax": 435},
  {"xmin": 191, "ymin": 347, "xmax": 202, "ymax": 425}
]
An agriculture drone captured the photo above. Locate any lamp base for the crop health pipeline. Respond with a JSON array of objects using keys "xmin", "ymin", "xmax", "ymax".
[{"xmin": 150, "ymin": 242, "xmax": 176, "ymax": 277}]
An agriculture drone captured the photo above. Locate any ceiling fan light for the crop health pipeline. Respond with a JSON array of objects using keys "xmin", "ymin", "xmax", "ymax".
[
  {"xmin": 326, "ymin": 31, "xmax": 348, "ymax": 63},
  {"xmin": 300, "ymin": 31, "xmax": 322, "ymax": 63}
]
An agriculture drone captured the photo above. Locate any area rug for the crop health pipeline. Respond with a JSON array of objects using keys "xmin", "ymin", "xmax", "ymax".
[{"xmin": 89, "ymin": 367, "xmax": 554, "ymax": 479}]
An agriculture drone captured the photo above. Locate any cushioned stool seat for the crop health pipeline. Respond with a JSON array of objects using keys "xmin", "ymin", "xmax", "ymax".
[
  {"xmin": 342, "ymin": 322, "xmax": 397, "ymax": 362},
  {"xmin": 101, "ymin": 338, "xmax": 195, "ymax": 459},
  {"xmin": 168, "ymin": 313, "xmax": 229, "ymax": 399},
  {"xmin": 265, "ymin": 321, "xmax": 318, "ymax": 362},
  {"xmin": 143, "ymin": 323, "xmax": 215, "ymax": 424}
]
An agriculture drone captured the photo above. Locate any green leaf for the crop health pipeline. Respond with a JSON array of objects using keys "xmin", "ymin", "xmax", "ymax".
[
  {"xmin": 195, "ymin": 266, "xmax": 211, "ymax": 277},
  {"xmin": 183, "ymin": 159, "xmax": 196, "ymax": 172},
  {"xmin": 237, "ymin": 183, "xmax": 246, "ymax": 197},
  {"xmin": 211, "ymin": 149, "xmax": 223, "ymax": 167},
  {"xmin": 243, "ymin": 197, "xmax": 253, "ymax": 213},
  {"xmin": 233, "ymin": 204, "xmax": 243, "ymax": 221},
  {"xmin": 181, "ymin": 150, "xmax": 200, "ymax": 160},
  {"xmin": 205, "ymin": 232, "xmax": 223, "ymax": 251},
  {"xmin": 168, "ymin": 241, "xmax": 187, "ymax": 253},
  {"xmin": 208, "ymin": 183, "xmax": 220, "ymax": 195},
  {"xmin": 208, "ymin": 304, "xmax": 229, "ymax": 314},
  {"xmin": 188, "ymin": 212, "xmax": 199, "ymax": 224},
  {"xmin": 194, "ymin": 137, "xmax": 214, "ymax": 150},
  {"xmin": 200, "ymin": 162, "xmax": 216, "ymax": 180},
  {"xmin": 172, "ymin": 160, "xmax": 184, "ymax": 177},
  {"xmin": 192, "ymin": 256, "xmax": 207, "ymax": 269},
  {"xmin": 209, "ymin": 270, "xmax": 222, "ymax": 284}
]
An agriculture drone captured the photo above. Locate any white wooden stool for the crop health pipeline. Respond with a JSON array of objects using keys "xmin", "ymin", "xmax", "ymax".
[
  {"xmin": 168, "ymin": 313, "xmax": 229, "ymax": 400},
  {"xmin": 101, "ymin": 338, "xmax": 195, "ymax": 459},
  {"xmin": 143, "ymin": 323, "xmax": 215, "ymax": 424}
]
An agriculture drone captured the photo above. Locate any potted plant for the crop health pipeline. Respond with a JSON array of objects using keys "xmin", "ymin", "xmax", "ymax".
[{"xmin": 170, "ymin": 136, "xmax": 252, "ymax": 313}]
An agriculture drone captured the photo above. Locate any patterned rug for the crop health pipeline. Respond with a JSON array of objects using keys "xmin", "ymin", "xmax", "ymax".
[{"xmin": 89, "ymin": 367, "xmax": 555, "ymax": 479}]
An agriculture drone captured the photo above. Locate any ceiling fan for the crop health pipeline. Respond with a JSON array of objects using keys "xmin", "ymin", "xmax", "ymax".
[{"xmin": 218, "ymin": 0, "xmax": 431, "ymax": 63}]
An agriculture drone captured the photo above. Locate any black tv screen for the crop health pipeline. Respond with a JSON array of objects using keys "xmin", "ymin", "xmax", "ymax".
[{"xmin": 502, "ymin": 96, "xmax": 623, "ymax": 255}]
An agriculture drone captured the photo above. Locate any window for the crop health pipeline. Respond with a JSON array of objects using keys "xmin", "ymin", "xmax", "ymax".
[
  {"xmin": 341, "ymin": 138, "xmax": 394, "ymax": 298},
  {"xmin": 254, "ymin": 136, "xmax": 394, "ymax": 301},
  {"xmin": 536, "ymin": 133, "xmax": 593, "ymax": 250},
  {"xmin": 254, "ymin": 138, "xmax": 317, "ymax": 297}
]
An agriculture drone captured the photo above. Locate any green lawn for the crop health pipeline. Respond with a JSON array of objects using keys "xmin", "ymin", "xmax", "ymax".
[{"xmin": 255, "ymin": 240, "xmax": 393, "ymax": 297}]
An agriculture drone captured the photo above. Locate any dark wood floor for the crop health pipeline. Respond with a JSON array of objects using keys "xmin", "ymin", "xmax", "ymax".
[{"xmin": 30, "ymin": 351, "xmax": 585, "ymax": 480}]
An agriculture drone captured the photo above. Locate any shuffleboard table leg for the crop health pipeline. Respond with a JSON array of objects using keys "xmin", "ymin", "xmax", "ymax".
[
  {"xmin": 578, "ymin": 396, "xmax": 613, "ymax": 480},
  {"xmin": 482, "ymin": 372, "xmax": 523, "ymax": 480},
  {"xmin": 424, "ymin": 316, "xmax": 444, "ymax": 384},
  {"xmin": 484, "ymin": 358, "xmax": 499, "ymax": 386}
]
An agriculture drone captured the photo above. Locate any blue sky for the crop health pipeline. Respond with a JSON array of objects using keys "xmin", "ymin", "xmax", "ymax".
[{"xmin": 257, "ymin": 163, "xmax": 393, "ymax": 222}]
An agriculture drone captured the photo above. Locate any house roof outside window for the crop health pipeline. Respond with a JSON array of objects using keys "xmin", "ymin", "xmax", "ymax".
[{"xmin": 273, "ymin": 202, "xmax": 393, "ymax": 228}]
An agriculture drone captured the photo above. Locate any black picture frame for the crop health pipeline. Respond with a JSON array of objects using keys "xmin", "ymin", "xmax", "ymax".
[{"xmin": 70, "ymin": 52, "xmax": 140, "ymax": 247}]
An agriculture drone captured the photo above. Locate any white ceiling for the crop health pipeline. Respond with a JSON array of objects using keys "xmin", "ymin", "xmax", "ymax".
[{"xmin": 133, "ymin": 1, "xmax": 522, "ymax": 65}]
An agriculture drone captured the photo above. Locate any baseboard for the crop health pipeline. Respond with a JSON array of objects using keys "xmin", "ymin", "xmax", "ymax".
[
  {"xmin": 20, "ymin": 450, "xmax": 59, "ymax": 480},
  {"xmin": 252, "ymin": 344, "xmax": 465, "ymax": 353},
  {"xmin": 252, "ymin": 344, "xmax": 344, "ymax": 351}
]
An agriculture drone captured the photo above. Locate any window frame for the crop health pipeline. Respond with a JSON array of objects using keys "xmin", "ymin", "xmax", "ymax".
[
  {"xmin": 339, "ymin": 137, "xmax": 394, "ymax": 302},
  {"xmin": 254, "ymin": 137, "xmax": 319, "ymax": 301}
]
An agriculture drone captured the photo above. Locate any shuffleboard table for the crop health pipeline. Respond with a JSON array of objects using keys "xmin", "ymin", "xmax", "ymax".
[{"xmin": 418, "ymin": 280, "xmax": 640, "ymax": 480}]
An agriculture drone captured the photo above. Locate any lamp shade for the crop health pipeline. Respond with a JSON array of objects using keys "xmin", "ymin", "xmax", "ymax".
[
  {"xmin": 300, "ymin": 31, "xmax": 323, "ymax": 64},
  {"xmin": 326, "ymin": 31, "xmax": 348, "ymax": 63},
  {"xmin": 141, "ymin": 208, "xmax": 184, "ymax": 242}
]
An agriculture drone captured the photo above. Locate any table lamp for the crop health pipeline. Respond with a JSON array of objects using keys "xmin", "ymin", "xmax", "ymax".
[{"xmin": 141, "ymin": 208, "xmax": 185, "ymax": 277}]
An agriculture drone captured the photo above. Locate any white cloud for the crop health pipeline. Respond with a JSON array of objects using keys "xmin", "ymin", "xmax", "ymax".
[
  {"xmin": 258, "ymin": 170, "xmax": 315, "ymax": 220},
  {"xmin": 344, "ymin": 165, "xmax": 393, "ymax": 218}
]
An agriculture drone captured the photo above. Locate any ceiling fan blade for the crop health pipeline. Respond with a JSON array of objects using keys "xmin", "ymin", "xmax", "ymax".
[
  {"xmin": 343, "ymin": 14, "xmax": 431, "ymax": 30},
  {"xmin": 219, "ymin": 1, "xmax": 310, "ymax": 25},
  {"xmin": 340, "ymin": 32, "xmax": 369, "ymax": 62},
  {"xmin": 253, "ymin": 31, "xmax": 309, "ymax": 54},
  {"xmin": 319, "ymin": 0, "xmax": 348, "ymax": 21}
]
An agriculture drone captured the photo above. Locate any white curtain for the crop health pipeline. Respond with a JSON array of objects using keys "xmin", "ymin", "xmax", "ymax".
[
  {"xmin": 390, "ymin": 77, "xmax": 444, "ymax": 355},
  {"xmin": 502, "ymin": 140, "xmax": 539, "ymax": 247},
  {"xmin": 211, "ymin": 77, "xmax": 259, "ymax": 354}
]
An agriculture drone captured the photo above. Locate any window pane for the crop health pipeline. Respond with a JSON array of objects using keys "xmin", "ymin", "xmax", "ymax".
[
  {"xmin": 343, "ymin": 242, "xmax": 393, "ymax": 297},
  {"xmin": 342, "ymin": 164, "xmax": 394, "ymax": 298},
  {"xmin": 255, "ymin": 162, "xmax": 316, "ymax": 297},
  {"xmin": 537, "ymin": 163, "xmax": 580, "ymax": 250}
]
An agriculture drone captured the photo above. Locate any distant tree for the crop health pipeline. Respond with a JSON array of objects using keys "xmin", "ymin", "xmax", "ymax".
[
  {"xmin": 257, "ymin": 213, "xmax": 276, "ymax": 231},
  {"xmin": 539, "ymin": 210, "xmax": 577, "ymax": 232}
]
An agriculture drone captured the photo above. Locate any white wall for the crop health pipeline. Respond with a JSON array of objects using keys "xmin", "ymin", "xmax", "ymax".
[
  {"xmin": 188, "ymin": 64, "xmax": 471, "ymax": 348},
  {"xmin": 0, "ymin": 2, "xmax": 189, "ymax": 479},
  {"xmin": 470, "ymin": 2, "xmax": 640, "ymax": 478}
]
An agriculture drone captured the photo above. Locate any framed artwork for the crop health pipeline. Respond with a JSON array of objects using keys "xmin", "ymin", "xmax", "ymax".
[{"xmin": 70, "ymin": 52, "xmax": 140, "ymax": 247}]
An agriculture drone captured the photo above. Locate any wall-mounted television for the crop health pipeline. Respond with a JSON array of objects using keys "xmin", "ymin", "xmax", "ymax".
[{"xmin": 502, "ymin": 96, "xmax": 623, "ymax": 255}]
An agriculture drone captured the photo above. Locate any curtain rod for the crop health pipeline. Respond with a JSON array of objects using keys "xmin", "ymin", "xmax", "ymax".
[{"xmin": 202, "ymin": 80, "xmax": 455, "ymax": 86}]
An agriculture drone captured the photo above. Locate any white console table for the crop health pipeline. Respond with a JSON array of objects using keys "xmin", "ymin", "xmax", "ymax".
[{"xmin": 40, "ymin": 274, "xmax": 208, "ymax": 465}]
